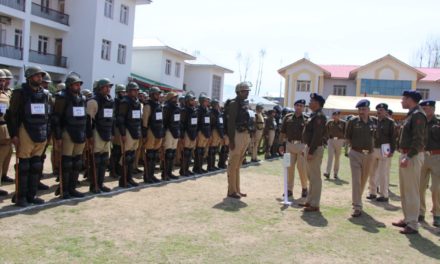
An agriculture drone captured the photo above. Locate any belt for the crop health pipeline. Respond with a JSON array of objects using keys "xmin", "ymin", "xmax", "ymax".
[
  {"xmin": 330, "ymin": 137, "xmax": 343, "ymax": 140},
  {"xmin": 352, "ymin": 148, "xmax": 370, "ymax": 154},
  {"xmin": 425, "ymin": 149, "xmax": 440, "ymax": 156},
  {"xmin": 288, "ymin": 140, "xmax": 302, "ymax": 144}
]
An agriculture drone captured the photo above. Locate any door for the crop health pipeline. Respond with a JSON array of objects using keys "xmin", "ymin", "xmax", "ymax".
[{"xmin": 55, "ymin": 38, "xmax": 62, "ymax": 66}]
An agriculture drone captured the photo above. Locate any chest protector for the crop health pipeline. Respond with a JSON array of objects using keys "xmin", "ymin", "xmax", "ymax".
[
  {"xmin": 95, "ymin": 94, "xmax": 114, "ymax": 142},
  {"xmin": 147, "ymin": 100, "xmax": 164, "ymax": 139},
  {"xmin": 124, "ymin": 97, "xmax": 142, "ymax": 139},
  {"xmin": 22, "ymin": 85, "xmax": 49, "ymax": 143},
  {"xmin": 164, "ymin": 102, "xmax": 181, "ymax": 139},
  {"xmin": 236, "ymin": 99, "xmax": 250, "ymax": 132},
  {"xmin": 185, "ymin": 106, "xmax": 198, "ymax": 140},
  {"xmin": 63, "ymin": 91, "xmax": 87, "ymax": 144},
  {"xmin": 198, "ymin": 106, "xmax": 211, "ymax": 138},
  {"xmin": 212, "ymin": 109, "xmax": 224, "ymax": 138}
]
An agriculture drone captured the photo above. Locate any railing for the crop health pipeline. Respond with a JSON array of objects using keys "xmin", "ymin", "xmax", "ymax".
[
  {"xmin": 31, "ymin": 2, "xmax": 69, "ymax": 25},
  {"xmin": 0, "ymin": 0, "xmax": 26, "ymax": 11},
  {"xmin": 0, "ymin": 44, "xmax": 23, "ymax": 60},
  {"xmin": 29, "ymin": 49, "xmax": 67, "ymax": 68}
]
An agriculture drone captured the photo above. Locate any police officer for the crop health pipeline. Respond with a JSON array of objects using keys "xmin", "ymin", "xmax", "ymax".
[
  {"xmin": 0, "ymin": 70, "xmax": 11, "ymax": 195},
  {"xmin": 117, "ymin": 82, "xmax": 142, "ymax": 188},
  {"xmin": 418, "ymin": 100, "xmax": 440, "ymax": 227},
  {"xmin": 82, "ymin": 89, "xmax": 93, "ymax": 100},
  {"xmin": 218, "ymin": 104, "xmax": 230, "ymax": 169},
  {"xmin": 7, "ymin": 66, "xmax": 50, "ymax": 206},
  {"xmin": 280, "ymin": 99, "xmax": 308, "ymax": 198},
  {"xmin": 393, "ymin": 91, "xmax": 426, "ymax": 234},
  {"xmin": 179, "ymin": 92, "xmax": 198, "ymax": 177},
  {"xmin": 324, "ymin": 110, "xmax": 346, "ymax": 180},
  {"xmin": 272, "ymin": 105, "xmax": 283, "ymax": 157},
  {"xmin": 52, "ymin": 73, "xmax": 87, "ymax": 199},
  {"xmin": 299, "ymin": 94, "xmax": 326, "ymax": 212},
  {"xmin": 0, "ymin": 69, "xmax": 13, "ymax": 184},
  {"xmin": 264, "ymin": 109, "xmax": 276, "ymax": 159},
  {"xmin": 162, "ymin": 92, "xmax": 180, "ymax": 180},
  {"xmin": 109, "ymin": 84, "xmax": 126, "ymax": 178},
  {"xmin": 226, "ymin": 82, "xmax": 252, "ymax": 199},
  {"xmin": 208, "ymin": 99, "xmax": 224, "ymax": 171},
  {"xmin": 367, "ymin": 103, "xmax": 396, "ymax": 202},
  {"xmin": 250, "ymin": 103, "xmax": 264, "ymax": 163},
  {"xmin": 193, "ymin": 93, "xmax": 211, "ymax": 174},
  {"xmin": 345, "ymin": 99, "xmax": 375, "ymax": 217},
  {"xmin": 86, "ymin": 78, "xmax": 114, "ymax": 193},
  {"xmin": 142, "ymin": 86, "xmax": 163, "ymax": 184}
]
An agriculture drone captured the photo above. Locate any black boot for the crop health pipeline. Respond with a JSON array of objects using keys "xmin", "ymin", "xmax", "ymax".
[
  {"xmin": 180, "ymin": 148, "xmax": 192, "ymax": 177},
  {"xmin": 89, "ymin": 153, "xmax": 101, "ymax": 194},
  {"xmin": 144, "ymin": 150, "xmax": 155, "ymax": 184},
  {"xmin": 99, "ymin": 153, "xmax": 111, "ymax": 192},
  {"xmin": 208, "ymin": 147, "xmax": 219, "ymax": 171},
  {"xmin": 70, "ymin": 156, "xmax": 85, "ymax": 198},
  {"xmin": 27, "ymin": 156, "xmax": 45, "ymax": 205},
  {"xmin": 110, "ymin": 145, "xmax": 122, "ymax": 178},
  {"xmin": 126, "ymin": 151, "xmax": 139, "ymax": 187},
  {"xmin": 198, "ymin": 147, "xmax": 207, "ymax": 173},
  {"xmin": 192, "ymin": 148, "xmax": 201, "ymax": 174},
  {"xmin": 166, "ymin": 149, "xmax": 179, "ymax": 180},
  {"xmin": 14, "ymin": 159, "xmax": 30, "ymax": 207},
  {"xmin": 218, "ymin": 145, "xmax": 228, "ymax": 169},
  {"xmin": 58, "ymin": 156, "xmax": 72, "ymax": 199}
]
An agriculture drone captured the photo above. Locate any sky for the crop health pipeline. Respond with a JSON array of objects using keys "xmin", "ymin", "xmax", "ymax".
[{"xmin": 134, "ymin": 0, "xmax": 440, "ymax": 98}]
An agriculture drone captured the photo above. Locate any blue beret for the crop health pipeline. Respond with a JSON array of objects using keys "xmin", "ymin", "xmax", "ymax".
[
  {"xmin": 332, "ymin": 110, "xmax": 341, "ymax": 115},
  {"xmin": 419, "ymin": 100, "xmax": 436, "ymax": 107},
  {"xmin": 356, "ymin": 99, "xmax": 370, "ymax": 108},
  {"xmin": 387, "ymin": 109, "xmax": 393, "ymax": 115},
  {"xmin": 375, "ymin": 103, "xmax": 388, "ymax": 110},
  {"xmin": 402, "ymin": 90, "xmax": 422, "ymax": 103},
  {"xmin": 310, "ymin": 93, "xmax": 325, "ymax": 105},
  {"xmin": 294, "ymin": 99, "xmax": 306, "ymax": 105}
]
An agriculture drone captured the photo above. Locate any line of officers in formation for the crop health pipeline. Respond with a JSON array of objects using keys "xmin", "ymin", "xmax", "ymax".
[{"xmin": 0, "ymin": 66, "xmax": 438, "ymax": 235}]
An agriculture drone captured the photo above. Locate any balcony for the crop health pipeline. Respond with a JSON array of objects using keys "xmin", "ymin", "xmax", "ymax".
[
  {"xmin": 0, "ymin": 0, "xmax": 26, "ymax": 11},
  {"xmin": 0, "ymin": 44, "xmax": 23, "ymax": 60},
  {"xmin": 31, "ymin": 2, "xmax": 69, "ymax": 25},
  {"xmin": 29, "ymin": 50, "xmax": 67, "ymax": 68}
]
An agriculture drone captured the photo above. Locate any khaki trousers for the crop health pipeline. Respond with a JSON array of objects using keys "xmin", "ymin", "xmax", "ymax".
[
  {"xmin": 61, "ymin": 131, "xmax": 85, "ymax": 156},
  {"xmin": 210, "ymin": 129, "xmax": 222, "ymax": 147},
  {"xmin": 420, "ymin": 153, "xmax": 440, "ymax": 217},
  {"xmin": 369, "ymin": 148, "xmax": 391, "ymax": 197},
  {"xmin": 349, "ymin": 150, "xmax": 374, "ymax": 210},
  {"xmin": 93, "ymin": 130, "xmax": 111, "ymax": 154},
  {"xmin": 305, "ymin": 146, "xmax": 324, "ymax": 207},
  {"xmin": 326, "ymin": 139, "xmax": 345, "ymax": 175},
  {"xmin": 266, "ymin": 130, "xmax": 275, "ymax": 152},
  {"xmin": 17, "ymin": 126, "xmax": 47, "ymax": 158},
  {"xmin": 163, "ymin": 130, "xmax": 178, "ymax": 150},
  {"xmin": 0, "ymin": 143, "xmax": 12, "ymax": 181},
  {"xmin": 251, "ymin": 130, "xmax": 263, "ymax": 160},
  {"xmin": 399, "ymin": 153, "xmax": 424, "ymax": 230},
  {"xmin": 286, "ymin": 142, "xmax": 307, "ymax": 191},
  {"xmin": 227, "ymin": 131, "xmax": 250, "ymax": 195}
]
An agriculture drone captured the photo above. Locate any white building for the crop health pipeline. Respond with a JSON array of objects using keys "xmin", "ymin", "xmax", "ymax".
[
  {"xmin": 0, "ymin": 0, "xmax": 151, "ymax": 90},
  {"xmin": 131, "ymin": 38, "xmax": 195, "ymax": 92},
  {"xmin": 184, "ymin": 56, "xmax": 233, "ymax": 101}
]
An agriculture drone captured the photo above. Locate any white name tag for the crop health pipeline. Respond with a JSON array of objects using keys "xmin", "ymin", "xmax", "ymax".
[
  {"xmin": 73, "ymin": 107, "xmax": 85, "ymax": 117},
  {"xmin": 103, "ymin": 108, "xmax": 113, "ymax": 118},
  {"xmin": 174, "ymin": 114, "xmax": 180, "ymax": 121},
  {"xmin": 219, "ymin": 117, "xmax": 223, "ymax": 124},
  {"xmin": 0, "ymin": 103, "xmax": 7, "ymax": 114},
  {"xmin": 204, "ymin": 117, "xmax": 210, "ymax": 124},
  {"xmin": 132, "ymin": 110, "xmax": 141, "ymax": 119},
  {"xmin": 30, "ymin": 103, "xmax": 45, "ymax": 115},
  {"xmin": 156, "ymin": 112, "xmax": 163, "ymax": 120},
  {"xmin": 191, "ymin": 118, "xmax": 197, "ymax": 125}
]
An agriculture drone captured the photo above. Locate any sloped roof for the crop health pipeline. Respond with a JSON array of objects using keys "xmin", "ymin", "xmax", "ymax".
[
  {"xmin": 185, "ymin": 55, "xmax": 234, "ymax": 73},
  {"xmin": 133, "ymin": 38, "xmax": 196, "ymax": 60},
  {"xmin": 278, "ymin": 58, "xmax": 331, "ymax": 77}
]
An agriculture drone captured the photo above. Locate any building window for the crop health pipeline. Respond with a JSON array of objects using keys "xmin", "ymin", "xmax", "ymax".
[
  {"xmin": 101, "ymin": 39, "xmax": 111, "ymax": 60},
  {"xmin": 0, "ymin": 27, "xmax": 5, "ymax": 45},
  {"xmin": 104, "ymin": 0, "xmax": 113, "ymax": 19},
  {"xmin": 175, "ymin": 62, "xmax": 181, "ymax": 77},
  {"xmin": 14, "ymin": 29, "xmax": 23, "ymax": 49},
  {"xmin": 38, "ymin": 35, "xmax": 48, "ymax": 54},
  {"xmin": 120, "ymin": 5, "xmax": 129, "ymax": 24},
  {"xmin": 165, "ymin": 59, "xmax": 171, "ymax": 75},
  {"xmin": 212, "ymin": 75, "xmax": 222, "ymax": 100},
  {"xmin": 296, "ymin": 80, "xmax": 310, "ymax": 92},
  {"xmin": 360, "ymin": 79, "xmax": 411, "ymax": 96},
  {"xmin": 333, "ymin": 85, "xmax": 347, "ymax": 96},
  {"xmin": 417, "ymin": 88, "xmax": 430, "ymax": 100},
  {"xmin": 40, "ymin": 0, "xmax": 49, "ymax": 12},
  {"xmin": 117, "ymin": 44, "xmax": 126, "ymax": 64}
]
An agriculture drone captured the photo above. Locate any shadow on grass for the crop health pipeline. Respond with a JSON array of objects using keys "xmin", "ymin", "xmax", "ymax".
[
  {"xmin": 406, "ymin": 233, "xmax": 440, "ymax": 260},
  {"xmin": 300, "ymin": 211, "xmax": 328, "ymax": 227},
  {"xmin": 348, "ymin": 211, "xmax": 386, "ymax": 233},
  {"xmin": 369, "ymin": 200, "xmax": 401, "ymax": 211},
  {"xmin": 325, "ymin": 178, "xmax": 349, "ymax": 185},
  {"xmin": 389, "ymin": 190, "xmax": 401, "ymax": 202},
  {"xmin": 421, "ymin": 222, "xmax": 440, "ymax": 237},
  {"xmin": 213, "ymin": 198, "xmax": 248, "ymax": 212}
]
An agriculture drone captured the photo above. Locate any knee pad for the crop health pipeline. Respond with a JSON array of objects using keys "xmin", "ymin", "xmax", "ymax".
[
  {"xmin": 183, "ymin": 148, "xmax": 192, "ymax": 158},
  {"xmin": 154, "ymin": 150, "xmax": 160, "ymax": 160},
  {"xmin": 146, "ymin": 150, "xmax": 155, "ymax": 159},
  {"xmin": 101, "ymin": 153, "xmax": 110, "ymax": 166},
  {"xmin": 73, "ymin": 156, "xmax": 83, "ymax": 172},
  {"xmin": 165, "ymin": 149, "xmax": 174, "ymax": 159},
  {"xmin": 18, "ymin": 158, "xmax": 31, "ymax": 175},
  {"xmin": 62, "ymin": 156, "xmax": 73, "ymax": 170},
  {"xmin": 30, "ymin": 156, "xmax": 43, "ymax": 175},
  {"xmin": 197, "ymin": 147, "xmax": 204, "ymax": 156},
  {"xmin": 94, "ymin": 153, "xmax": 102, "ymax": 165}
]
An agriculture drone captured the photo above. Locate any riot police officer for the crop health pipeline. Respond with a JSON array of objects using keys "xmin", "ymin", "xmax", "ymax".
[
  {"xmin": 179, "ymin": 92, "xmax": 198, "ymax": 177},
  {"xmin": 193, "ymin": 93, "xmax": 211, "ymax": 174},
  {"xmin": 0, "ymin": 69, "xmax": 13, "ymax": 185},
  {"xmin": 109, "ymin": 84, "xmax": 126, "ymax": 178},
  {"xmin": 251, "ymin": 103, "xmax": 264, "ymax": 163},
  {"xmin": 0, "ymin": 70, "xmax": 11, "ymax": 195},
  {"xmin": 162, "ymin": 92, "xmax": 180, "ymax": 180},
  {"xmin": 208, "ymin": 99, "xmax": 224, "ymax": 171}
]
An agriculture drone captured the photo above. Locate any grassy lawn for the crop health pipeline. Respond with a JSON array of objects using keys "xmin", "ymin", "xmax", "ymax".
[{"xmin": 0, "ymin": 152, "xmax": 439, "ymax": 263}]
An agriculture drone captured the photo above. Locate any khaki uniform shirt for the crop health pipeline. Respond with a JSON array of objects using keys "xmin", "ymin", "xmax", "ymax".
[
  {"xmin": 302, "ymin": 109, "xmax": 327, "ymax": 155},
  {"xmin": 398, "ymin": 105, "xmax": 426, "ymax": 158},
  {"xmin": 281, "ymin": 113, "xmax": 307, "ymax": 142},
  {"xmin": 345, "ymin": 116, "xmax": 375, "ymax": 151}
]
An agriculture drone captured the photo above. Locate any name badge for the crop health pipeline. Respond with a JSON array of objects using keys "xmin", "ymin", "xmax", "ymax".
[
  {"xmin": 219, "ymin": 117, "xmax": 223, "ymax": 124},
  {"xmin": 132, "ymin": 110, "xmax": 141, "ymax": 119},
  {"xmin": 73, "ymin": 107, "xmax": 85, "ymax": 117},
  {"xmin": 191, "ymin": 118, "xmax": 197, "ymax": 125},
  {"xmin": 155, "ymin": 112, "xmax": 163, "ymax": 120},
  {"xmin": 0, "ymin": 103, "xmax": 8, "ymax": 114},
  {"xmin": 30, "ymin": 103, "xmax": 45, "ymax": 115},
  {"xmin": 103, "ymin": 108, "xmax": 113, "ymax": 118},
  {"xmin": 204, "ymin": 117, "xmax": 210, "ymax": 124},
  {"xmin": 174, "ymin": 114, "xmax": 180, "ymax": 121}
]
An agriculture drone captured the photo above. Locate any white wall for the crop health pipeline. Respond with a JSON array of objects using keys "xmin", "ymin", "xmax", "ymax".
[
  {"xmin": 356, "ymin": 58, "xmax": 418, "ymax": 81},
  {"xmin": 131, "ymin": 49, "xmax": 163, "ymax": 81},
  {"xmin": 159, "ymin": 50, "xmax": 186, "ymax": 89},
  {"xmin": 322, "ymin": 78, "xmax": 356, "ymax": 98},
  {"xmin": 0, "ymin": 17, "xmax": 23, "ymax": 46},
  {"xmin": 417, "ymin": 81, "xmax": 440, "ymax": 100},
  {"xmin": 29, "ymin": 23, "xmax": 65, "ymax": 54},
  {"xmin": 184, "ymin": 66, "xmax": 211, "ymax": 97}
]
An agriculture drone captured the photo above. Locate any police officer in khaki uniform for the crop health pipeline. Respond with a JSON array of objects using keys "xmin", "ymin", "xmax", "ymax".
[
  {"xmin": 392, "ymin": 91, "xmax": 426, "ymax": 234},
  {"xmin": 7, "ymin": 66, "xmax": 50, "ymax": 206},
  {"xmin": 280, "ymin": 99, "xmax": 308, "ymax": 198},
  {"xmin": 162, "ymin": 92, "xmax": 180, "ymax": 180},
  {"xmin": 367, "ymin": 103, "xmax": 396, "ymax": 202},
  {"xmin": 0, "ymin": 70, "xmax": 11, "ymax": 196},
  {"xmin": 264, "ymin": 109, "xmax": 276, "ymax": 159},
  {"xmin": 142, "ymin": 86, "xmax": 163, "ymax": 184},
  {"xmin": 250, "ymin": 103, "xmax": 264, "ymax": 162},
  {"xmin": 218, "ymin": 104, "xmax": 230, "ymax": 169},
  {"xmin": 345, "ymin": 99, "xmax": 375, "ymax": 217},
  {"xmin": 109, "ymin": 84, "xmax": 126, "ymax": 178},
  {"xmin": 179, "ymin": 93, "xmax": 198, "ymax": 176},
  {"xmin": 193, "ymin": 93, "xmax": 211, "ymax": 174},
  {"xmin": 418, "ymin": 100, "xmax": 440, "ymax": 227},
  {"xmin": 50, "ymin": 83, "xmax": 65, "ymax": 179},
  {"xmin": 52, "ymin": 73, "xmax": 87, "ymax": 199},
  {"xmin": 299, "ymin": 94, "xmax": 326, "ymax": 212},
  {"xmin": 226, "ymin": 82, "xmax": 252, "ymax": 199},
  {"xmin": 324, "ymin": 110, "xmax": 346, "ymax": 179},
  {"xmin": 86, "ymin": 78, "xmax": 114, "ymax": 193},
  {"xmin": 208, "ymin": 99, "xmax": 224, "ymax": 171},
  {"xmin": 0, "ymin": 69, "xmax": 13, "ymax": 185},
  {"xmin": 116, "ymin": 82, "xmax": 142, "ymax": 188}
]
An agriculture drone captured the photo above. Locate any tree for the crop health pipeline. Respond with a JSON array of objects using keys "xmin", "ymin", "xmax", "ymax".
[
  {"xmin": 412, "ymin": 37, "xmax": 440, "ymax": 68},
  {"xmin": 255, "ymin": 49, "xmax": 266, "ymax": 96}
]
